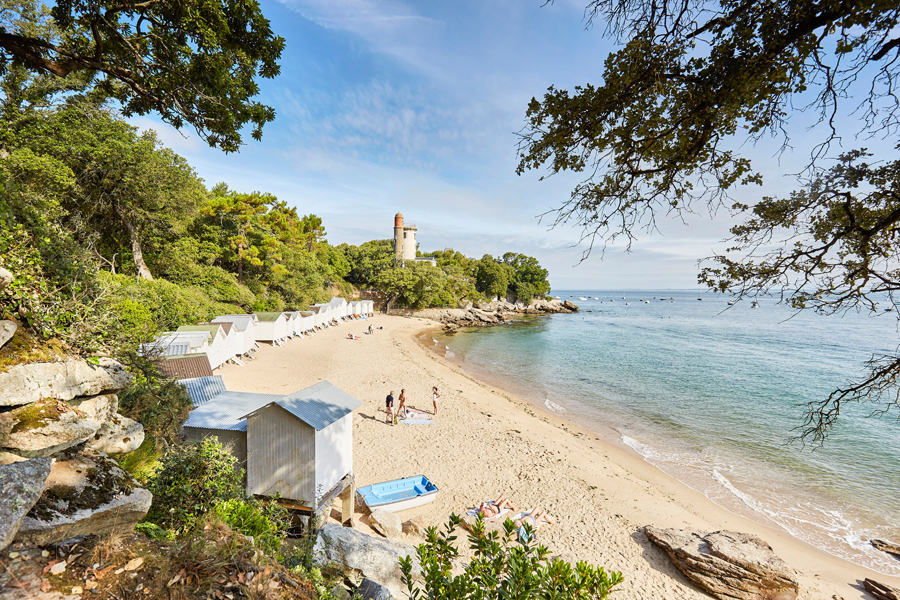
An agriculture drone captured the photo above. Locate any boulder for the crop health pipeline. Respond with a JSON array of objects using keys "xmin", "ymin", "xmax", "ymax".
[
  {"xmin": 872, "ymin": 539, "xmax": 900, "ymax": 558},
  {"xmin": 314, "ymin": 523, "xmax": 420, "ymax": 597},
  {"xmin": 86, "ymin": 414, "xmax": 144, "ymax": 454},
  {"xmin": 70, "ymin": 393, "xmax": 118, "ymax": 423},
  {"xmin": 357, "ymin": 577, "xmax": 393, "ymax": 600},
  {"xmin": 644, "ymin": 527, "xmax": 799, "ymax": 600},
  {"xmin": 0, "ymin": 457, "xmax": 52, "ymax": 551},
  {"xmin": 0, "ymin": 266, "xmax": 12, "ymax": 290},
  {"xmin": 15, "ymin": 452, "xmax": 151, "ymax": 546},
  {"xmin": 0, "ymin": 319, "xmax": 16, "ymax": 349},
  {"xmin": 0, "ymin": 398, "xmax": 102, "ymax": 457},
  {"xmin": 402, "ymin": 518, "xmax": 427, "ymax": 536},
  {"xmin": 865, "ymin": 578, "xmax": 900, "ymax": 600},
  {"xmin": 369, "ymin": 510, "xmax": 402, "ymax": 538},
  {"xmin": 562, "ymin": 300, "xmax": 580, "ymax": 312},
  {"xmin": 0, "ymin": 358, "xmax": 132, "ymax": 407}
]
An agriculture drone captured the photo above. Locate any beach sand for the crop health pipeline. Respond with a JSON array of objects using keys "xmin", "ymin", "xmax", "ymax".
[{"xmin": 216, "ymin": 314, "xmax": 900, "ymax": 599}]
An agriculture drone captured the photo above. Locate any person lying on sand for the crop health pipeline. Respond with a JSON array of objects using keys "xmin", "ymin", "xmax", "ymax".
[
  {"xmin": 347, "ymin": 334, "xmax": 360, "ymax": 339},
  {"xmin": 477, "ymin": 495, "xmax": 517, "ymax": 518},
  {"xmin": 514, "ymin": 508, "xmax": 554, "ymax": 529}
]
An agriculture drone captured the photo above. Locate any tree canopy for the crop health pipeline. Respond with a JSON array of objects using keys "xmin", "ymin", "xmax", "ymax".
[
  {"xmin": 518, "ymin": 0, "xmax": 900, "ymax": 441},
  {"xmin": 0, "ymin": 0, "xmax": 284, "ymax": 152}
]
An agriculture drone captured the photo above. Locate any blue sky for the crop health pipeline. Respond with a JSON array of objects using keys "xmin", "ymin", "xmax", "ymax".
[{"xmin": 131, "ymin": 0, "xmax": 883, "ymax": 290}]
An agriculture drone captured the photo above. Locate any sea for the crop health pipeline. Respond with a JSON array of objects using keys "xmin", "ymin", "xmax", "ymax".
[{"xmin": 425, "ymin": 289, "xmax": 900, "ymax": 575}]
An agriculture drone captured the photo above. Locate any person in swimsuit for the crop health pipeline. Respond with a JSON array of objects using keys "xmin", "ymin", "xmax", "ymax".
[
  {"xmin": 477, "ymin": 495, "xmax": 517, "ymax": 519},
  {"xmin": 385, "ymin": 391, "xmax": 394, "ymax": 425},
  {"xmin": 397, "ymin": 389, "xmax": 408, "ymax": 419},
  {"xmin": 514, "ymin": 509, "xmax": 554, "ymax": 534},
  {"xmin": 432, "ymin": 386, "xmax": 440, "ymax": 417}
]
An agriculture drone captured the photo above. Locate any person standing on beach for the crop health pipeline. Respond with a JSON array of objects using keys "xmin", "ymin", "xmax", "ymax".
[
  {"xmin": 432, "ymin": 386, "xmax": 440, "ymax": 417},
  {"xmin": 385, "ymin": 391, "xmax": 395, "ymax": 425},
  {"xmin": 397, "ymin": 389, "xmax": 408, "ymax": 420}
]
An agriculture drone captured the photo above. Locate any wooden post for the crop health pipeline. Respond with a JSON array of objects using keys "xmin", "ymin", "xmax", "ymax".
[{"xmin": 340, "ymin": 480, "xmax": 355, "ymax": 526}]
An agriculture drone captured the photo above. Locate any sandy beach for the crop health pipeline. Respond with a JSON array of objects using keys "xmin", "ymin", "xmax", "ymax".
[{"xmin": 215, "ymin": 313, "xmax": 900, "ymax": 599}]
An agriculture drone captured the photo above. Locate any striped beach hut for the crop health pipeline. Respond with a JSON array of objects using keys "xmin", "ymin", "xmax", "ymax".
[
  {"xmin": 214, "ymin": 314, "xmax": 261, "ymax": 356},
  {"xmin": 253, "ymin": 312, "xmax": 290, "ymax": 345}
]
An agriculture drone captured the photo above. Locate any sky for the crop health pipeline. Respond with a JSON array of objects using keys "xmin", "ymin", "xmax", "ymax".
[{"xmin": 131, "ymin": 0, "xmax": 885, "ymax": 291}]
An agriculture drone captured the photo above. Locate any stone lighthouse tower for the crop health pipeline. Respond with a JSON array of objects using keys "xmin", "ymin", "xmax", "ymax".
[{"xmin": 393, "ymin": 213, "xmax": 417, "ymax": 264}]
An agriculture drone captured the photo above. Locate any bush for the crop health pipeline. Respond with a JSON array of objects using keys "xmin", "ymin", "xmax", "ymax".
[
  {"xmin": 146, "ymin": 437, "xmax": 244, "ymax": 532},
  {"xmin": 401, "ymin": 514, "xmax": 623, "ymax": 600},
  {"xmin": 212, "ymin": 498, "xmax": 289, "ymax": 556},
  {"xmin": 117, "ymin": 366, "xmax": 193, "ymax": 444}
]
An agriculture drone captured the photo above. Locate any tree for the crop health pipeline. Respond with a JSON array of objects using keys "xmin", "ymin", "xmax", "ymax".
[
  {"xmin": 340, "ymin": 240, "xmax": 395, "ymax": 287},
  {"xmin": 474, "ymin": 254, "xmax": 513, "ymax": 300},
  {"xmin": 0, "ymin": 0, "xmax": 284, "ymax": 152},
  {"xmin": 501, "ymin": 253, "xmax": 550, "ymax": 302},
  {"xmin": 203, "ymin": 186, "xmax": 273, "ymax": 284},
  {"xmin": 518, "ymin": 0, "xmax": 900, "ymax": 440}
]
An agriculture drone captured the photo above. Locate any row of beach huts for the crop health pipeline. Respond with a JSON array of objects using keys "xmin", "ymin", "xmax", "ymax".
[
  {"xmin": 141, "ymin": 298, "xmax": 374, "ymax": 373},
  {"xmin": 139, "ymin": 297, "xmax": 375, "ymax": 522}
]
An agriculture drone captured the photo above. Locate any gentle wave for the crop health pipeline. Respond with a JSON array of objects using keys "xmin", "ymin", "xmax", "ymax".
[{"xmin": 543, "ymin": 396, "xmax": 566, "ymax": 413}]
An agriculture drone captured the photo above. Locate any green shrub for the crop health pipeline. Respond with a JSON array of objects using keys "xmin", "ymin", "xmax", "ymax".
[
  {"xmin": 212, "ymin": 498, "xmax": 288, "ymax": 556},
  {"xmin": 146, "ymin": 437, "xmax": 244, "ymax": 532},
  {"xmin": 117, "ymin": 369, "xmax": 192, "ymax": 443},
  {"xmin": 401, "ymin": 514, "xmax": 623, "ymax": 600},
  {"xmin": 116, "ymin": 435, "xmax": 164, "ymax": 484},
  {"xmin": 135, "ymin": 521, "xmax": 175, "ymax": 541}
]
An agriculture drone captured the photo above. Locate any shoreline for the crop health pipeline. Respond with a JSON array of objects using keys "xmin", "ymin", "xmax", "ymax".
[{"xmin": 215, "ymin": 313, "xmax": 900, "ymax": 599}]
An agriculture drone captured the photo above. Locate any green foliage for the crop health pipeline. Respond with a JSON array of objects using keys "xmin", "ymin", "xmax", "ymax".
[
  {"xmin": 475, "ymin": 255, "xmax": 513, "ymax": 300},
  {"xmin": 117, "ymin": 367, "xmax": 193, "ymax": 444},
  {"xmin": 212, "ymin": 498, "xmax": 289, "ymax": 556},
  {"xmin": 401, "ymin": 514, "xmax": 623, "ymax": 600},
  {"xmin": 146, "ymin": 437, "xmax": 244, "ymax": 532},
  {"xmin": 135, "ymin": 521, "xmax": 175, "ymax": 541},
  {"xmin": 0, "ymin": 0, "xmax": 285, "ymax": 152},
  {"xmin": 340, "ymin": 240, "xmax": 395, "ymax": 287},
  {"xmin": 116, "ymin": 436, "xmax": 164, "ymax": 485}
]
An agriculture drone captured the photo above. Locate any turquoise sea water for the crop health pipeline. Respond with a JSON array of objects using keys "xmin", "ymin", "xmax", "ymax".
[{"xmin": 428, "ymin": 290, "xmax": 900, "ymax": 574}]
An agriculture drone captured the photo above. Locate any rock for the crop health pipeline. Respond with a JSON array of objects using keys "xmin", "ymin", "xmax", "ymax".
[
  {"xmin": 644, "ymin": 527, "xmax": 799, "ymax": 600},
  {"xmin": 369, "ymin": 510, "xmax": 402, "ymax": 538},
  {"xmin": 0, "ymin": 457, "xmax": 53, "ymax": 552},
  {"xmin": 865, "ymin": 578, "xmax": 900, "ymax": 600},
  {"xmin": 402, "ymin": 518, "xmax": 427, "ymax": 536},
  {"xmin": 314, "ymin": 523, "xmax": 419, "ymax": 597},
  {"xmin": 562, "ymin": 300, "xmax": 580, "ymax": 312},
  {"xmin": 0, "ymin": 267, "xmax": 12, "ymax": 290},
  {"xmin": 0, "ymin": 398, "xmax": 102, "ymax": 457},
  {"xmin": 872, "ymin": 539, "xmax": 900, "ymax": 558},
  {"xmin": 15, "ymin": 452, "xmax": 151, "ymax": 546},
  {"xmin": 86, "ymin": 414, "xmax": 144, "ymax": 454},
  {"xmin": 0, "ymin": 358, "xmax": 132, "ymax": 407},
  {"xmin": 0, "ymin": 319, "xmax": 16, "ymax": 349},
  {"xmin": 357, "ymin": 577, "xmax": 393, "ymax": 600},
  {"xmin": 70, "ymin": 393, "xmax": 118, "ymax": 424}
]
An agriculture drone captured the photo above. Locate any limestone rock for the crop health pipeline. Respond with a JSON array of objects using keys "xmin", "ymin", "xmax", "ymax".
[
  {"xmin": 0, "ymin": 266, "xmax": 12, "ymax": 290},
  {"xmin": 0, "ymin": 319, "xmax": 16, "ymax": 349},
  {"xmin": 70, "ymin": 393, "xmax": 118, "ymax": 423},
  {"xmin": 86, "ymin": 414, "xmax": 144, "ymax": 454},
  {"xmin": 0, "ymin": 457, "xmax": 52, "ymax": 551},
  {"xmin": 562, "ymin": 300, "xmax": 580, "ymax": 312},
  {"xmin": 15, "ymin": 452, "xmax": 151, "ymax": 546},
  {"xmin": 644, "ymin": 526, "xmax": 799, "ymax": 600},
  {"xmin": 358, "ymin": 577, "xmax": 393, "ymax": 600},
  {"xmin": 865, "ymin": 578, "xmax": 900, "ymax": 600},
  {"xmin": 369, "ymin": 510, "xmax": 402, "ymax": 538},
  {"xmin": 0, "ymin": 398, "xmax": 102, "ymax": 457},
  {"xmin": 872, "ymin": 539, "xmax": 900, "ymax": 558},
  {"xmin": 0, "ymin": 358, "xmax": 132, "ymax": 407},
  {"xmin": 314, "ymin": 523, "xmax": 420, "ymax": 597},
  {"xmin": 402, "ymin": 518, "xmax": 427, "ymax": 536}
]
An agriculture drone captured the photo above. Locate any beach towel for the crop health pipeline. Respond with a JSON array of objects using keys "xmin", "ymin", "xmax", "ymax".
[
  {"xmin": 466, "ymin": 506, "xmax": 511, "ymax": 521},
  {"xmin": 510, "ymin": 509, "xmax": 544, "ymax": 542},
  {"xmin": 401, "ymin": 418, "xmax": 434, "ymax": 425}
]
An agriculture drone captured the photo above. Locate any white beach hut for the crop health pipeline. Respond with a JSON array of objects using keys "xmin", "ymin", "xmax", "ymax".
[
  {"xmin": 298, "ymin": 311, "xmax": 315, "ymax": 333},
  {"xmin": 310, "ymin": 304, "xmax": 330, "ymax": 327},
  {"xmin": 360, "ymin": 300, "xmax": 374, "ymax": 316},
  {"xmin": 254, "ymin": 312, "xmax": 290, "ymax": 345},
  {"xmin": 328, "ymin": 297, "xmax": 348, "ymax": 319},
  {"xmin": 142, "ymin": 331, "xmax": 210, "ymax": 358},
  {"xmin": 176, "ymin": 325, "xmax": 229, "ymax": 370},
  {"xmin": 201, "ymin": 322, "xmax": 244, "ymax": 365},
  {"xmin": 284, "ymin": 311, "xmax": 303, "ymax": 337},
  {"xmin": 214, "ymin": 314, "xmax": 261, "ymax": 356}
]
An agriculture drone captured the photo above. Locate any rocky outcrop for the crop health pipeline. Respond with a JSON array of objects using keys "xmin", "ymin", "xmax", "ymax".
[
  {"xmin": 0, "ymin": 319, "xmax": 16, "ymax": 349},
  {"xmin": 0, "ymin": 398, "xmax": 103, "ymax": 457},
  {"xmin": 644, "ymin": 527, "xmax": 799, "ymax": 600},
  {"xmin": 0, "ymin": 457, "xmax": 52, "ymax": 551},
  {"xmin": 413, "ymin": 298, "xmax": 578, "ymax": 330},
  {"xmin": 369, "ymin": 510, "xmax": 402, "ymax": 538},
  {"xmin": 0, "ymin": 358, "xmax": 132, "ymax": 407},
  {"xmin": 872, "ymin": 539, "xmax": 900, "ymax": 558},
  {"xmin": 357, "ymin": 578, "xmax": 393, "ymax": 600},
  {"xmin": 86, "ymin": 414, "xmax": 144, "ymax": 454},
  {"xmin": 865, "ymin": 579, "xmax": 900, "ymax": 600},
  {"xmin": 15, "ymin": 452, "xmax": 151, "ymax": 546},
  {"xmin": 314, "ymin": 523, "xmax": 419, "ymax": 596}
]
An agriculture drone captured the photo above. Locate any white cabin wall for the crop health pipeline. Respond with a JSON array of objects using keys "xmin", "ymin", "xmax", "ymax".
[{"xmin": 314, "ymin": 412, "xmax": 353, "ymax": 499}]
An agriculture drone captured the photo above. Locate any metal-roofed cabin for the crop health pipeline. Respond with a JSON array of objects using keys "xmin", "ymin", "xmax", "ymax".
[
  {"xmin": 176, "ymin": 324, "xmax": 228, "ymax": 369},
  {"xmin": 253, "ymin": 312, "xmax": 290, "ymax": 345},
  {"xmin": 213, "ymin": 314, "xmax": 261, "ymax": 356}
]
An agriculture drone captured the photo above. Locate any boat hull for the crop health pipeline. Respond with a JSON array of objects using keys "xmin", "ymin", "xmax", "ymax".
[{"xmin": 356, "ymin": 475, "xmax": 438, "ymax": 513}]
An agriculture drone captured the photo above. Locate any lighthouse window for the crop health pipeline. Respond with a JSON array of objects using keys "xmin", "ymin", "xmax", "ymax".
[{"xmin": 403, "ymin": 232, "xmax": 407, "ymax": 238}]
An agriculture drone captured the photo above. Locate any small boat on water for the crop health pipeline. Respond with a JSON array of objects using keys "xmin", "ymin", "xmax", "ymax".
[
  {"xmin": 356, "ymin": 475, "xmax": 439, "ymax": 513},
  {"xmin": 751, "ymin": 300, "xmax": 759, "ymax": 308},
  {"xmin": 727, "ymin": 301, "xmax": 735, "ymax": 306},
  {"xmin": 578, "ymin": 297, "xmax": 588, "ymax": 301}
]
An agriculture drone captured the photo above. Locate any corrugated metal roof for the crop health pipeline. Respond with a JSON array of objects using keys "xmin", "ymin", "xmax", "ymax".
[
  {"xmin": 243, "ymin": 381, "xmax": 362, "ymax": 431},
  {"xmin": 254, "ymin": 311, "xmax": 286, "ymax": 322},
  {"xmin": 180, "ymin": 375, "xmax": 228, "ymax": 407},
  {"xmin": 214, "ymin": 315, "xmax": 259, "ymax": 331},
  {"xmin": 157, "ymin": 355, "xmax": 213, "ymax": 380},
  {"xmin": 184, "ymin": 390, "xmax": 282, "ymax": 431}
]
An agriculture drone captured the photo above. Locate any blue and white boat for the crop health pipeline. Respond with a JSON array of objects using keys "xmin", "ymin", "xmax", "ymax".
[{"xmin": 356, "ymin": 475, "xmax": 439, "ymax": 513}]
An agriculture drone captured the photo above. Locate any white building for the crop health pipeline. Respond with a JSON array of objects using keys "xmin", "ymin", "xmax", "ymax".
[{"xmin": 393, "ymin": 212, "xmax": 436, "ymax": 266}]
